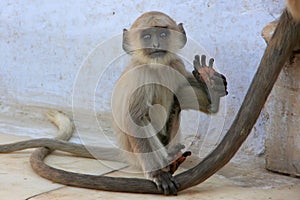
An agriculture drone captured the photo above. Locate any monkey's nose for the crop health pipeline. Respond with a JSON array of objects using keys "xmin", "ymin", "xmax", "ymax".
[{"xmin": 153, "ymin": 43, "xmax": 160, "ymax": 48}]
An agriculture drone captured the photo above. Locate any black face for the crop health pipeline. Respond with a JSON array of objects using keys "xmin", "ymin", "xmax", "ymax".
[{"xmin": 140, "ymin": 27, "xmax": 170, "ymax": 57}]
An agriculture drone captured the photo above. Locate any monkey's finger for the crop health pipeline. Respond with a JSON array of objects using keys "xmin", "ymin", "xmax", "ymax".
[
  {"xmin": 201, "ymin": 55, "xmax": 207, "ymax": 67},
  {"xmin": 195, "ymin": 54, "xmax": 200, "ymax": 63},
  {"xmin": 209, "ymin": 58, "xmax": 214, "ymax": 68},
  {"xmin": 193, "ymin": 55, "xmax": 201, "ymax": 70}
]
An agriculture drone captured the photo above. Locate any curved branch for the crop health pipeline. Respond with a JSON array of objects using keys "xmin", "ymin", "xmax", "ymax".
[{"xmin": 176, "ymin": 9, "xmax": 300, "ymax": 189}]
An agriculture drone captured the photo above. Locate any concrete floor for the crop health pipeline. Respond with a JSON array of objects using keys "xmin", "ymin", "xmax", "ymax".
[{"xmin": 0, "ymin": 105, "xmax": 300, "ymax": 199}]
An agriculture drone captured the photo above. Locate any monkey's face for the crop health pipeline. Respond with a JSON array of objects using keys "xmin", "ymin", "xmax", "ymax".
[
  {"xmin": 123, "ymin": 25, "xmax": 186, "ymax": 61},
  {"xmin": 140, "ymin": 27, "xmax": 170, "ymax": 58}
]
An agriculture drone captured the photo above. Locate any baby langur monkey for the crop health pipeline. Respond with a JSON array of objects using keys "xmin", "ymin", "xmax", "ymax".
[
  {"xmin": 1, "ymin": 4, "xmax": 299, "ymax": 195},
  {"xmin": 0, "ymin": 11, "xmax": 227, "ymax": 196},
  {"xmin": 112, "ymin": 11, "xmax": 228, "ymax": 195}
]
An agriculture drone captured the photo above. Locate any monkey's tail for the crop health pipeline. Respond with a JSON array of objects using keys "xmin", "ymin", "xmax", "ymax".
[
  {"xmin": 45, "ymin": 110, "xmax": 74, "ymax": 141},
  {"xmin": 0, "ymin": 110, "xmax": 73, "ymax": 153},
  {"xmin": 0, "ymin": 111, "xmax": 120, "ymax": 160},
  {"xmin": 27, "ymin": 111, "xmax": 160, "ymax": 194},
  {"xmin": 29, "ymin": 110, "xmax": 74, "ymax": 181}
]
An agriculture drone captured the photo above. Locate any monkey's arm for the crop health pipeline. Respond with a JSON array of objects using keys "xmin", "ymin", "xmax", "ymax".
[{"xmin": 176, "ymin": 55, "xmax": 228, "ymax": 113}]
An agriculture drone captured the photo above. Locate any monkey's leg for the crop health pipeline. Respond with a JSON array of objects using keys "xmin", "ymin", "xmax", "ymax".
[{"xmin": 125, "ymin": 132, "xmax": 180, "ymax": 195}]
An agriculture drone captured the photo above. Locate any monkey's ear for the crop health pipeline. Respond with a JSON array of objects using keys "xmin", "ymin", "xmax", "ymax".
[
  {"xmin": 122, "ymin": 28, "xmax": 132, "ymax": 54},
  {"xmin": 177, "ymin": 23, "xmax": 187, "ymax": 49}
]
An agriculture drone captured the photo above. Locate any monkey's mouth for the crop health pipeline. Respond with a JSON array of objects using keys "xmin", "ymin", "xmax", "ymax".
[{"xmin": 147, "ymin": 49, "xmax": 167, "ymax": 57}]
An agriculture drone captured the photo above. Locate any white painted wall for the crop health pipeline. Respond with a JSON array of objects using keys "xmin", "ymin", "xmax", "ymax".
[{"xmin": 0, "ymin": 1, "xmax": 286, "ymax": 155}]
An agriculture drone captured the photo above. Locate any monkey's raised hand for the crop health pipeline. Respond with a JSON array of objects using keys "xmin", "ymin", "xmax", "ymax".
[{"xmin": 192, "ymin": 55, "xmax": 228, "ymax": 97}]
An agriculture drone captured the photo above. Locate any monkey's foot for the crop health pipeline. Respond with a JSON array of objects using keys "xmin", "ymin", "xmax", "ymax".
[{"xmin": 149, "ymin": 170, "xmax": 179, "ymax": 195}]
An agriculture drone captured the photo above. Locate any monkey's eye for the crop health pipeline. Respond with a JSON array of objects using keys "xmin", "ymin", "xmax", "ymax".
[
  {"xmin": 160, "ymin": 32, "xmax": 167, "ymax": 38},
  {"xmin": 143, "ymin": 34, "xmax": 151, "ymax": 40}
]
